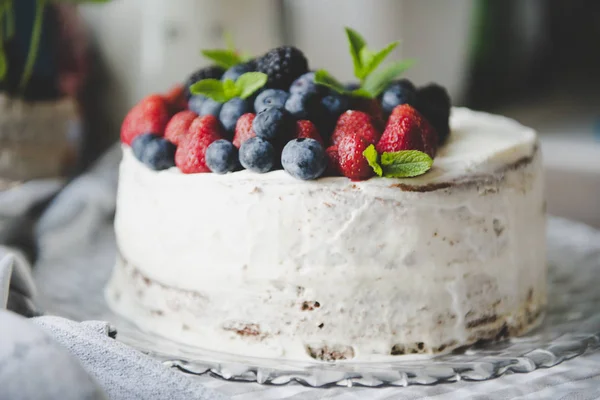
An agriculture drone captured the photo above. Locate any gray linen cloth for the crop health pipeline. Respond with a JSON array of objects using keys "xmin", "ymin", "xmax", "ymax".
[{"xmin": 0, "ymin": 147, "xmax": 228, "ymax": 400}]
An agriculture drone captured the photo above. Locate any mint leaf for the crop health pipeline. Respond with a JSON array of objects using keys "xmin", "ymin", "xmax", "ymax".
[
  {"xmin": 363, "ymin": 145, "xmax": 382, "ymax": 177},
  {"xmin": 362, "ymin": 41, "xmax": 399, "ymax": 78},
  {"xmin": 357, "ymin": 47, "xmax": 375, "ymax": 80},
  {"xmin": 190, "ymin": 79, "xmax": 228, "ymax": 102},
  {"xmin": 362, "ymin": 59, "xmax": 415, "ymax": 98},
  {"xmin": 345, "ymin": 27, "xmax": 367, "ymax": 79},
  {"xmin": 381, "ymin": 150, "xmax": 432, "ymax": 178},
  {"xmin": 350, "ymin": 88, "xmax": 373, "ymax": 98},
  {"xmin": 235, "ymin": 72, "xmax": 268, "ymax": 99},
  {"xmin": 0, "ymin": 48, "xmax": 7, "ymax": 80},
  {"xmin": 314, "ymin": 69, "xmax": 347, "ymax": 94},
  {"xmin": 201, "ymin": 49, "xmax": 242, "ymax": 69},
  {"xmin": 222, "ymin": 79, "xmax": 238, "ymax": 99}
]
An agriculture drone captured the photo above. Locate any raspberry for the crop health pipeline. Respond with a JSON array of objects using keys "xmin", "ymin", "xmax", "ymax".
[
  {"xmin": 337, "ymin": 134, "xmax": 374, "ymax": 181},
  {"xmin": 294, "ymin": 120, "xmax": 324, "ymax": 146},
  {"xmin": 175, "ymin": 115, "xmax": 224, "ymax": 173},
  {"xmin": 164, "ymin": 110, "xmax": 197, "ymax": 146},
  {"xmin": 331, "ymin": 110, "xmax": 381, "ymax": 146},
  {"xmin": 377, "ymin": 104, "xmax": 438, "ymax": 158},
  {"xmin": 350, "ymin": 97, "xmax": 385, "ymax": 131},
  {"xmin": 256, "ymin": 46, "xmax": 309, "ymax": 90},
  {"xmin": 233, "ymin": 113, "xmax": 257, "ymax": 148},
  {"xmin": 164, "ymin": 84, "xmax": 187, "ymax": 113},
  {"xmin": 325, "ymin": 145, "xmax": 342, "ymax": 176},
  {"xmin": 120, "ymin": 95, "xmax": 170, "ymax": 145}
]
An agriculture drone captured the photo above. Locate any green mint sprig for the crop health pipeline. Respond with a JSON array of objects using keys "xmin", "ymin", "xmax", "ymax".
[
  {"xmin": 190, "ymin": 72, "xmax": 267, "ymax": 103},
  {"xmin": 363, "ymin": 144, "xmax": 433, "ymax": 178},
  {"xmin": 315, "ymin": 27, "xmax": 414, "ymax": 99},
  {"xmin": 201, "ymin": 32, "xmax": 252, "ymax": 69}
]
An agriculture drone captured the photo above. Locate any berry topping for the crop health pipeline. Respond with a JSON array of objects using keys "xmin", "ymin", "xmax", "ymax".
[
  {"xmin": 141, "ymin": 138, "xmax": 177, "ymax": 171},
  {"xmin": 188, "ymin": 95, "xmax": 206, "ymax": 114},
  {"xmin": 233, "ymin": 113, "xmax": 257, "ymax": 148},
  {"xmin": 254, "ymin": 89, "xmax": 289, "ymax": 113},
  {"xmin": 164, "ymin": 84, "xmax": 187, "ymax": 113},
  {"xmin": 253, "ymin": 107, "xmax": 294, "ymax": 142},
  {"xmin": 185, "ymin": 65, "xmax": 225, "ymax": 98},
  {"xmin": 221, "ymin": 60, "xmax": 256, "ymax": 82},
  {"xmin": 350, "ymin": 97, "xmax": 385, "ymax": 130},
  {"xmin": 331, "ymin": 110, "xmax": 381, "ymax": 146},
  {"xmin": 294, "ymin": 120, "xmax": 324, "ymax": 146},
  {"xmin": 121, "ymin": 95, "xmax": 170, "ymax": 145},
  {"xmin": 165, "ymin": 110, "xmax": 197, "ymax": 146},
  {"xmin": 337, "ymin": 134, "xmax": 374, "ymax": 181},
  {"xmin": 219, "ymin": 97, "xmax": 251, "ymax": 133},
  {"xmin": 239, "ymin": 137, "xmax": 275, "ymax": 173},
  {"xmin": 381, "ymin": 79, "xmax": 416, "ymax": 114},
  {"xmin": 281, "ymin": 138, "xmax": 327, "ymax": 180},
  {"xmin": 256, "ymin": 46, "xmax": 309, "ymax": 90},
  {"xmin": 206, "ymin": 139, "xmax": 239, "ymax": 174},
  {"xmin": 131, "ymin": 133, "xmax": 160, "ymax": 162},
  {"xmin": 199, "ymin": 98, "xmax": 224, "ymax": 117},
  {"xmin": 321, "ymin": 92, "xmax": 350, "ymax": 118},
  {"xmin": 377, "ymin": 104, "xmax": 438, "ymax": 158},
  {"xmin": 415, "ymin": 83, "xmax": 451, "ymax": 145},
  {"xmin": 285, "ymin": 91, "xmax": 321, "ymax": 120},
  {"xmin": 175, "ymin": 115, "xmax": 224, "ymax": 173},
  {"xmin": 289, "ymin": 72, "xmax": 322, "ymax": 96},
  {"xmin": 325, "ymin": 145, "xmax": 342, "ymax": 176}
]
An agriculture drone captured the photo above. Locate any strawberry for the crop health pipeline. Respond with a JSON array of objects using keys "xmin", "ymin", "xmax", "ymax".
[
  {"xmin": 337, "ymin": 134, "xmax": 374, "ymax": 181},
  {"xmin": 331, "ymin": 110, "xmax": 381, "ymax": 147},
  {"xmin": 325, "ymin": 145, "xmax": 342, "ymax": 176},
  {"xmin": 294, "ymin": 120, "xmax": 324, "ymax": 146},
  {"xmin": 232, "ymin": 113, "xmax": 257, "ymax": 149},
  {"xmin": 175, "ymin": 115, "xmax": 224, "ymax": 173},
  {"xmin": 164, "ymin": 84, "xmax": 187, "ymax": 113},
  {"xmin": 377, "ymin": 104, "xmax": 438, "ymax": 158},
  {"xmin": 350, "ymin": 97, "xmax": 385, "ymax": 131},
  {"xmin": 164, "ymin": 110, "xmax": 197, "ymax": 146},
  {"xmin": 120, "ymin": 95, "xmax": 170, "ymax": 145}
]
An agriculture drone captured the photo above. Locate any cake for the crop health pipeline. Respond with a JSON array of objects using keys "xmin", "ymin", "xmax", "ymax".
[{"xmin": 106, "ymin": 30, "xmax": 546, "ymax": 362}]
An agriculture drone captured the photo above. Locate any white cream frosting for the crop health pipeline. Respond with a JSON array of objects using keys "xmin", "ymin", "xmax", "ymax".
[{"xmin": 107, "ymin": 108, "xmax": 546, "ymax": 361}]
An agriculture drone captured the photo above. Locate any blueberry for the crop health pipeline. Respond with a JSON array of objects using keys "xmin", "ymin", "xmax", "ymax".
[
  {"xmin": 188, "ymin": 95, "xmax": 206, "ymax": 114},
  {"xmin": 200, "ymin": 98, "xmax": 223, "ymax": 117},
  {"xmin": 221, "ymin": 61, "xmax": 255, "ymax": 82},
  {"xmin": 219, "ymin": 98, "xmax": 251, "ymax": 133},
  {"xmin": 254, "ymin": 89, "xmax": 289, "ymax": 113},
  {"xmin": 381, "ymin": 79, "xmax": 416, "ymax": 114},
  {"xmin": 206, "ymin": 139, "xmax": 239, "ymax": 174},
  {"xmin": 284, "ymin": 91, "xmax": 321, "ymax": 120},
  {"xmin": 253, "ymin": 107, "xmax": 294, "ymax": 142},
  {"xmin": 415, "ymin": 83, "xmax": 451, "ymax": 144},
  {"xmin": 289, "ymin": 72, "xmax": 321, "ymax": 96},
  {"xmin": 141, "ymin": 138, "xmax": 177, "ymax": 171},
  {"xmin": 321, "ymin": 92, "xmax": 349, "ymax": 117},
  {"xmin": 239, "ymin": 137, "xmax": 275, "ymax": 173},
  {"xmin": 281, "ymin": 138, "xmax": 327, "ymax": 180},
  {"xmin": 131, "ymin": 133, "xmax": 160, "ymax": 162}
]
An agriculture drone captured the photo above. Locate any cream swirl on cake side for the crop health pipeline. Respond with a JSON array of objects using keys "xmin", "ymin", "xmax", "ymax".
[{"xmin": 106, "ymin": 108, "xmax": 546, "ymax": 361}]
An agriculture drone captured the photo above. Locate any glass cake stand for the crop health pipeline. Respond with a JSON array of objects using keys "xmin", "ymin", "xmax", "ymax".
[{"xmin": 43, "ymin": 218, "xmax": 600, "ymax": 387}]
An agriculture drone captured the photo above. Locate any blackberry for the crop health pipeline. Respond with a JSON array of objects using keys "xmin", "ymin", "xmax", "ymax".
[
  {"xmin": 184, "ymin": 65, "xmax": 225, "ymax": 98},
  {"xmin": 256, "ymin": 46, "xmax": 309, "ymax": 90}
]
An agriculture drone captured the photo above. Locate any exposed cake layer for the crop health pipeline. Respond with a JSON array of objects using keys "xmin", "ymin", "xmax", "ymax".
[{"xmin": 107, "ymin": 108, "xmax": 546, "ymax": 361}]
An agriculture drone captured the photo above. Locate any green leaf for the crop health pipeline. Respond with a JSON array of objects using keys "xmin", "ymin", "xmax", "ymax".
[
  {"xmin": 345, "ymin": 27, "xmax": 367, "ymax": 79},
  {"xmin": 362, "ymin": 59, "xmax": 415, "ymax": 98},
  {"xmin": 190, "ymin": 79, "xmax": 228, "ymax": 102},
  {"xmin": 357, "ymin": 47, "xmax": 375, "ymax": 80},
  {"xmin": 0, "ymin": 50, "xmax": 7, "ymax": 80},
  {"xmin": 201, "ymin": 49, "xmax": 242, "ymax": 69},
  {"xmin": 362, "ymin": 145, "xmax": 382, "ymax": 177},
  {"xmin": 350, "ymin": 88, "xmax": 373, "ymax": 98},
  {"xmin": 235, "ymin": 72, "xmax": 268, "ymax": 99},
  {"xmin": 362, "ymin": 41, "xmax": 399, "ymax": 78},
  {"xmin": 314, "ymin": 69, "xmax": 347, "ymax": 94},
  {"xmin": 222, "ymin": 79, "xmax": 238, "ymax": 99},
  {"xmin": 381, "ymin": 150, "xmax": 433, "ymax": 178}
]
